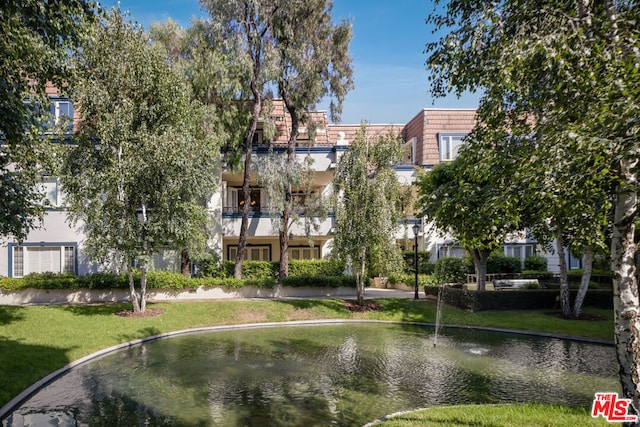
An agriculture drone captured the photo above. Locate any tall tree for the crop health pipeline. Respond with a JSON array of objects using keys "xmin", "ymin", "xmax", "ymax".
[
  {"xmin": 268, "ymin": 0, "xmax": 353, "ymax": 279},
  {"xmin": 333, "ymin": 126, "xmax": 405, "ymax": 305},
  {"xmin": 426, "ymin": 0, "xmax": 640, "ymax": 415},
  {"xmin": 150, "ymin": 18, "xmax": 249, "ymax": 276},
  {"xmin": 200, "ymin": 0, "xmax": 279, "ymax": 279},
  {"xmin": 61, "ymin": 9, "xmax": 219, "ymax": 313},
  {"xmin": 0, "ymin": 1, "xmax": 95, "ymax": 240}
]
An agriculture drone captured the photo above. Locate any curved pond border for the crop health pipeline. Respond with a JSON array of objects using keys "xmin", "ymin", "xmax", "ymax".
[{"xmin": 0, "ymin": 319, "xmax": 614, "ymax": 421}]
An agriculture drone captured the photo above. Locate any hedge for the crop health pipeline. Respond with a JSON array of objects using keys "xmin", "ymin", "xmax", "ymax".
[
  {"xmin": 1, "ymin": 271, "xmax": 289, "ymax": 292},
  {"xmin": 424, "ymin": 286, "xmax": 613, "ymax": 311},
  {"xmin": 281, "ymin": 275, "xmax": 356, "ymax": 288}
]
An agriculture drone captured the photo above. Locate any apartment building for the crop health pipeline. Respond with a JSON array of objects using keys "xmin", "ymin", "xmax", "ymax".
[{"xmin": 1, "ymin": 96, "xmax": 556, "ymax": 277}]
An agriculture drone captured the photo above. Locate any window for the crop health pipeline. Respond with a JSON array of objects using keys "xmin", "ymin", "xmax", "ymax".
[
  {"xmin": 11, "ymin": 244, "xmax": 76, "ymax": 277},
  {"xmin": 225, "ymin": 187, "xmax": 263, "ymax": 213},
  {"xmin": 438, "ymin": 244, "xmax": 465, "ymax": 258},
  {"xmin": 48, "ymin": 99, "xmax": 74, "ymax": 131},
  {"xmin": 228, "ymin": 245, "xmax": 271, "ymax": 261},
  {"xmin": 504, "ymin": 244, "xmax": 535, "ymax": 267},
  {"xmin": 438, "ymin": 133, "xmax": 466, "ymax": 161},
  {"xmin": 402, "ymin": 137, "xmax": 417, "ymax": 165},
  {"xmin": 568, "ymin": 252, "xmax": 583, "ymax": 270},
  {"xmin": 289, "ymin": 246, "xmax": 321, "ymax": 260},
  {"xmin": 38, "ymin": 177, "xmax": 64, "ymax": 207}
]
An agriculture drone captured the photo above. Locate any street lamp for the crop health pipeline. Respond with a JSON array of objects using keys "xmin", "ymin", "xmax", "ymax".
[{"xmin": 412, "ymin": 222, "xmax": 420, "ymax": 300}]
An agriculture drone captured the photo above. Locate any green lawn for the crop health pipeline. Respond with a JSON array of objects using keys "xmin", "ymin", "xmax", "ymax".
[
  {"xmin": 373, "ymin": 403, "xmax": 610, "ymax": 426},
  {"xmin": 0, "ymin": 298, "xmax": 614, "ymax": 417}
]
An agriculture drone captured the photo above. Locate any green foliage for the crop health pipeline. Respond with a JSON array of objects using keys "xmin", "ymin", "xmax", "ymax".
[
  {"xmin": 333, "ymin": 125, "xmax": 406, "ymax": 302},
  {"xmin": 522, "ymin": 270, "xmax": 555, "ymax": 280},
  {"xmin": 192, "ymin": 251, "xmax": 223, "ymax": 278},
  {"xmin": 281, "ymin": 275, "xmax": 356, "ymax": 288},
  {"xmin": 401, "ymin": 251, "xmax": 433, "ymax": 274},
  {"xmin": 288, "ymin": 260, "xmax": 346, "ymax": 277},
  {"xmin": 434, "ymin": 257, "xmax": 467, "ymax": 284},
  {"xmin": 487, "ymin": 253, "xmax": 522, "ymax": 274},
  {"xmin": 61, "ymin": 9, "xmax": 220, "ymax": 312},
  {"xmin": 0, "ymin": 1, "xmax": 95, "ymax": 240},
  {"xmin": 388, "ymin": 273, "xmax": 438, "ymax": 288},
  {"xmin": 524, "ymin": 255, "xmax": 547, "ymax": 272}
]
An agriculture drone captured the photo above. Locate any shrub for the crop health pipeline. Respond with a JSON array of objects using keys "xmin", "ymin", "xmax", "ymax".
[
  {"xmin": 146, "ymin": 271, "xmax": 193, "ymax": 290},
  {"xmin": 220, "ymin": 260, "xmax": 278, "ymax": 279},
  {"xmin": 86, "ymin": 272, "xmax": 129, "ymax": 289},
  {"xmin": 522, "ymin": 270, "xmax": 555, "ymax": 280},
  {"xmin": 524, "ymin": 255, "xmax": 547, "ymax": 271},
  {"xmin": 281, "ymin": 275, "xmax": 356, "ymax": 288},
  {"xmin": 401, "ymin": 250, "xmax": 431, "ymax": 274},
  {"xmin": 388, "ymin": 273, "xmax": 437, "ymax": 287},
  {"xmin": 288, "ymin": 260, "xmax": 345, "ymax": 277},
  {"xmin": 192, "ymin": 251, "xmax": 222, "ymax": 277},
  {"xmin": 487, "ymin": 253, "xmax": 522, "ymax": 273},
  {"xmin": 435, "ymin": 257, "xmax": 467, "ymax": 284}
]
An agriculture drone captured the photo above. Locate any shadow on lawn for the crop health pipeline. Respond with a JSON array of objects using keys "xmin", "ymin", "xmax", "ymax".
[
  {"xmin": 0, "ymin": 306, "xmax": 25, "ymax": 326},
  {"xmin": 0, "ymin": 338, "xmax": 72, "ymax": 416},
  {"xmin": 61, "ymin": 303, "xmax": 132, "ymax": 317}
]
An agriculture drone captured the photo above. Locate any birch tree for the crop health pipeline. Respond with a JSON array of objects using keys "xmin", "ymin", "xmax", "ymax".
[
  {"xmin": 333, "ymin": 126, "xmax": 404, "ymax": 305},
  {"xmin": 426, "ymin": 0, "xmax": 640, "ymax": 415},
  {"xmin": 62, "ymin": 9, "xmax": 218, "ymax": 313}
]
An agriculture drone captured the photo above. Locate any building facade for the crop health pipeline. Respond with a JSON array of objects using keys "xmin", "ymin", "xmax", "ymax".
[{"xmin": 1, "ymin": 98, "xmax": 562, "ymax": 277}]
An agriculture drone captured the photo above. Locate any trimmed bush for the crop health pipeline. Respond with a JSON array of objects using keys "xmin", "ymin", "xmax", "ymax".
[
  {"xmin": 281, "ymin": 275, "xmax": 356, "ymax": 288},
  {"xmin": 388, "ymin": 273, "xmax": 437, "ymax": 288},
  {"xmin": 423, "ymin": 287, "xmax": 613, "ymax": 311},
  {"xmin": 288, "ymin": 260, "xmax": 345, "ymax": 277},
  {"xmin": 220, "ymin": 260, "xmax": 278, "ymax": 279},
  {"xmin": 522, "ymin": 270, "xmax": 555, "ymax": 280},
  {"xmin": 487, "ymin": 253, "xmax": 522, "ymax": 274},
  {"xmin": 524, "ymin": 255, "xmax": 547, "ymax": 271},
  {"xmin": 435, "ymin": 257, "xmax": 467, "ymax": 284}
]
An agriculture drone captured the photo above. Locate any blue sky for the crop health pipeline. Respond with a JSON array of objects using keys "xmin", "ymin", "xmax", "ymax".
[{"xmin": 101, "ymin": 0, "xmax": 480, "ymax": 124}]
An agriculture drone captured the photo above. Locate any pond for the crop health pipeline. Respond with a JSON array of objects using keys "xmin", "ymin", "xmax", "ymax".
[{"xmin": 2, "ymin": 322, "xmax": 617, "ymax": 426}]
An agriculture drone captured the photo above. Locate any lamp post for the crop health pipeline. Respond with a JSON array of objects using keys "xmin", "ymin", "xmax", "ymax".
[{"xmin": 412, "ymin": 222, "xmax": 420, "ymax": 300}]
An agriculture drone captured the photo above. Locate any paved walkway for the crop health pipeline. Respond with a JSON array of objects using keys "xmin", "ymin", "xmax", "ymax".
[{"xmin": 363, "ymin": 288, "xmax": 417, "ymax": 299}]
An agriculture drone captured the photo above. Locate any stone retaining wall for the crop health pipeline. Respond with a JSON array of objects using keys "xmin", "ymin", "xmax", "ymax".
[{"xmin": 0, "ymin": 286, "xmax": 358, "ymax": 306}]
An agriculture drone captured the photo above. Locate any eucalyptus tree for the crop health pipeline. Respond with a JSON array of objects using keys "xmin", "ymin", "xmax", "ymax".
[
  {"xmin": 150, "ymin": 18, "xmax": 249, "ymax": 275},
  {"xmin": 426, "ymin": 0, "xmax": 640, "ymax": 413},
  {"xmin": 0, "ymin": 1, "xmax": 95, "ymax": 240},
  {"xmin": 333, "ymin": 126, "xmax": 405, "ymax": 305},
  {"xmin": 264, "ymin": 0, "xmax": 353, "ymax": 279},
  {"xmin": 415, "ymin": 141, "xmax": 521, "ymax": 291},
  {"xmin": 61, "ymin": 9, "xmax": 219, "ymax": 313},
  {"xmin": 200, "ymin": 0, "xmax": 280, "ymax": 278}
]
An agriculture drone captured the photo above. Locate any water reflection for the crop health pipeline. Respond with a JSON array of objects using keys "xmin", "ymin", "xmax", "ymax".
[{"xmin": 3, "ymin": 324, "xmax": 617, "ymax": 426}]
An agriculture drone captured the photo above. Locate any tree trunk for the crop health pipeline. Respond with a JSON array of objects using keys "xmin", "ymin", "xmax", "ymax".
[
  {"xmin": 234, "ymin": 91, "xmax": 262, "ymax": 279},
  {"xmin": 611, "ymin": 159, "xmax": 640, "ymax": 420},
  {"xmin": 572, "ymin": 247, "xmax": 593, "ymax": 318},
  {"xmin": 356, "ymin": 250, "xmax": 366, "ymax": 305},
  {"xmin": 469, "ymin": 248, "xmax": 490, "ymax": 291},
  {"xmin": 139, "ymin": 264, "xmax": 147, "ymax": 313},
  {"xmin": 180, "ymin": 248, "xmax": 191, "ymax": 277},
  {"xmin": 127, "ymin": 263, "xmax": 141, "ymax": 313},
  {"xmin": 556, "ymin": 233, "xmax": 571, "ymax": 317},
  {"xmin": 278, "ymin": 94, "xmax": 299, "ymax": 280}
]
